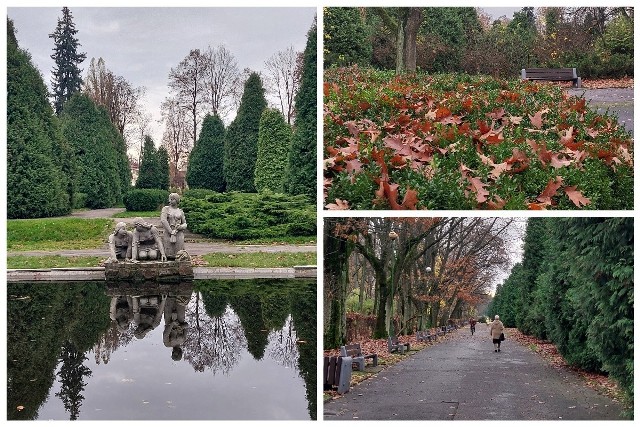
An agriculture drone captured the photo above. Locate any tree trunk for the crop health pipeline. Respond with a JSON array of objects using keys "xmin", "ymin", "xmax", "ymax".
[
  {"xmin": 403, "ymin": 8, "xmax": 423, "ymax": 73},
  {"xmin": 323, "ymin": 219, "xmax": 349, "ymax": 349}
]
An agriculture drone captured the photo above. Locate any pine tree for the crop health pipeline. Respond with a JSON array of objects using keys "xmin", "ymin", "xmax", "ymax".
[
  {"xmin": 157, "ymin": 146, "xmax": 170, "ymax": 190},
  {"xmin": 187, "ymin": 113, "xmax": 226, "ymax": 191},
  {"xmin": 7, "ymin": 18, "xmax": 73, "ymax": 218},
  {"xmin": 136, "ymin": 136, "xmax": 161, "ymax": 189},
  {"xmin": 223, "ymin": 72, "xmax": 267, "ymax": 192},
  {"xmin": 60, "ymin": 93, "xmax": 123, "ymax": 208},
  {"xmin": 286, "ymin": 21, "xmax": 317, "ymax": 201},
  {"xmin": 254, "ymin": 108, "xmax": 292, "ymax": 193},
  {"xmin": 49, "ymin": 7, "xmax": 86, "ymax": 115}
]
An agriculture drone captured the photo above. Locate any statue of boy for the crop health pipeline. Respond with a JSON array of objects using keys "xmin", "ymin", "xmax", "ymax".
[
  {"xmin": 131, "ymin": 218, "xmax": 167, "ymax": 262},
  {"xmin": 107, "ymin": 222, "xmax": 133, "ymax": 262}
]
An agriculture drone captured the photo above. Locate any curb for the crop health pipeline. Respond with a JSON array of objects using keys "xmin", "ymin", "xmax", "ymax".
[{"xmin": 6, "ymin": 265, "xmax": 317, "ymax": 282}]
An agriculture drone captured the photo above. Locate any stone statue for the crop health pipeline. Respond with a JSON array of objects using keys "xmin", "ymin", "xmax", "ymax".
[
  {"xmin": 107, "ymin": 222, "xmax": 133, "ymax": 263},
  {"xmin": 131, "ymin": 217, "xmax": 167, "ymax": 262},
  {"xmin": 161, "ymin": 193, "xmax": 189, "ymax": 260}
]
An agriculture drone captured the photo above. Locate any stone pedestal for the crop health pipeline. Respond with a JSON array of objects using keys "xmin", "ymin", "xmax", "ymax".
[{"xmin": 105, "ymin": 261, "xmax": 193, "ymax": 283}]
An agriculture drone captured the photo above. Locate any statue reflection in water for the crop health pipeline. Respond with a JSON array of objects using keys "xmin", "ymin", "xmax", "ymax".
[
  {"xmin": 163, "ymin": 294, "xmax": 190, "ymax": 360},
  {"xmin": 109, "ymin": 296, "xmax": 134, "ymax": 332},
  {"xmin": 108, "ymin": 286, "xmax": 192, "ymax": 360}
]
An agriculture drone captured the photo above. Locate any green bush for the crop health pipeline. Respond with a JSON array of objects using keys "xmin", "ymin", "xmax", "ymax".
[
  {"xmin": 73, "ymin": 192, "xmax": 87, "ymax": 209},
  {"xmin": 123, "ymin": 189, "xmax": 169, "ymax": 212},
  {"xmin": 181, "ymin": 191, "xmax": 315, "ymax": 240}
]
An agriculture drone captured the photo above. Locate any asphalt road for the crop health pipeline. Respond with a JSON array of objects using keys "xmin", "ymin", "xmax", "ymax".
[
  {"xmin": 567, "ymin": 87, "xmax": 633, "ymax": 134},
  {"xmin": 324, "ymin": 323, "xmax": 624, "ymax": 420}
]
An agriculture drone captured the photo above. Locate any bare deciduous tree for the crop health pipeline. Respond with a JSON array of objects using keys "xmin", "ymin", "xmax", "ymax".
[
  {"xmin": 84, "ymin": 57, "xmax": 145, "ymax": 144},
  {"xmin": 264, "ymin": 46, "xmax": 301, "ymax": 124},
  {"xmin": 202, "ymin": 45, "xmax": 240, "ymax": 122},
  {"xmin": 168, "ymin": 49, "xmax": 207, "ymax": 147},
  {"xmin": 161, "ymin": 96, "xmax": 191, "ymax": 179}
]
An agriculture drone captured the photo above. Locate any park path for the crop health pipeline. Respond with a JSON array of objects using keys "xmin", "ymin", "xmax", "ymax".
[
  {"xmin": 8, "ymin": 208, "xmax": 316, "ymax": 257},
  {"xmin": 567, "ymin": 87, "xmax": 633, "ymax": 134},
  {"xmin": 324, "ymin": 323, "xmax": 624, "ymax": 420}
]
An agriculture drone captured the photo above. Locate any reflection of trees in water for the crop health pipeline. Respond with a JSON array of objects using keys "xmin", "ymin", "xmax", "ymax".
[
  {"xmin": 182, "ymin": 293, "xmax": 246, "ymax": 374},
  {"xmin": 55, "ymin": 341, "xmax": 92, "ymax": 421},
  {"xmin": 92, "ymin": 321, "xmax": 135, "ymax": 365},
  {"xmin": 267, "ymin": 315, "xmax": 299, "ymax": 369}
]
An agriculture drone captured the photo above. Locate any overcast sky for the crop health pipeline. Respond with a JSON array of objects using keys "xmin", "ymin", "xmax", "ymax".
[{"xmin": 8, "ymin": 7, "xmax": 316, "ymax": 151}]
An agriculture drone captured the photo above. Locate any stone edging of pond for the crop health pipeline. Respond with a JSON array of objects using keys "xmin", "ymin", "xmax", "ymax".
[{"xmin": 6, "ymin": 265, "xmax": 317, "ymax": 282}]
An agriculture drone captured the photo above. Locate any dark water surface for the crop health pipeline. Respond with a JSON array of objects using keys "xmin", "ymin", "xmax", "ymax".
[{"xmin": 7, "ymin": 279, "xmax": 316, "ymax": 420}]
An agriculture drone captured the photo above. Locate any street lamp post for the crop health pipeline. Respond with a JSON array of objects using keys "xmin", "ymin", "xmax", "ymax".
[{"xmin": 388, "ymin": 230, "xmax": 398, "ymax": 337}]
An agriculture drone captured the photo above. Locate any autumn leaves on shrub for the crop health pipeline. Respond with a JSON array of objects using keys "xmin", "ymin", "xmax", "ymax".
[{"xmin": 324, "ymin": 67, "xmax": 633, "ymax": 210}]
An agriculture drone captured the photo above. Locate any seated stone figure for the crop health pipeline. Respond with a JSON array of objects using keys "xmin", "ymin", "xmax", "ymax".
[
  {"xmin": 131, "ymin": 218, "xmax": 167, "ymax": 262},
  {"xmin": 107, "ymin": 222, "xmax": 133, "ymax": 262}
]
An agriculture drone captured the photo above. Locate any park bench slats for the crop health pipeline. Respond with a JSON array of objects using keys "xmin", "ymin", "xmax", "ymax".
[
  {"xmin": 340, "ymin": 343, "xmax": 378, "ymax": 370},
  {"xmin": 521, "ymin": 67, "xmax": 582, "ymax": 88},
  {"xmin": 323, "ymin": 355, "xmax": 352, "ymax": 394}
]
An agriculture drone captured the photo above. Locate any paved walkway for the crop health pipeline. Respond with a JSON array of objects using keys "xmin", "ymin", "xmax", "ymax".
[
  {"xmin": 9, "ymin": 208, "xmax": 316, "ymax": 257},
  {"xmin": 324, "ymin": 323, "xmax": 624, "ymax": 420},
  {"xmin": 567, "ymin": 87, "xmax": 633, "ymax": 134}
]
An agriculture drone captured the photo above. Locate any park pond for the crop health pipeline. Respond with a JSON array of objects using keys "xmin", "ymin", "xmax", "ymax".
[{"xmin": 7, "ymin": 279, "xmax": 316, "ymax": 420}]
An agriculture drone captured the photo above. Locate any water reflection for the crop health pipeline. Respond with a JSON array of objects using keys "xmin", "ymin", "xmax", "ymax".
[{"xmin": 7, "ymin": 279, "xmax": 316, "ymax": 420}]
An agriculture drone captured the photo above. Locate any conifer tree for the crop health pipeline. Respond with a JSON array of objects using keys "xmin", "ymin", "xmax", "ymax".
[
  {"xmin": 187, "ymin": 113, "xmax": 226, "ymax": 191},
  {"xmin": 254, "ymin": 108, "xmax": 292, "ymax": 193},
  {"xmin": 157, "ymin": 146, "xmax": 170, "ymax": 190},
  {"xmin": 223, "ymin": 72, "xmax": 267, "ymax": 192},
  {"xmin": 60, "ymin": 93, "xmax": 123, "ymax": 208},
  {"xmin": 49, "ymin": 7, "xmax": 86, "ymax": 115},
  {"xmin": 136, "ymin": 136, "xmax": 161, "ymax": 189},
  {"xmin": 7, "ymin": 18, "xmax": 73, "ymax": 218},
  {"xmin": 286, "ymin": 21, "xmax": 317, "ymax": 201}
]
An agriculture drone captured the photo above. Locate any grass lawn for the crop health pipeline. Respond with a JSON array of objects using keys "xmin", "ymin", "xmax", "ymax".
[
  {"xmin": 201, "ymin": 251, "xmax": 316, "ymax": 268},
  {"xmin": 7, "ymin": 255, "xmax": 105, "ymax": 269},
  {"xmin": 7, "ymin": 218, "xmax": 113, "ymax": 251},
  {"xmin": 112, "ymin": 210, "xmax": 161, "ymax": 218}
]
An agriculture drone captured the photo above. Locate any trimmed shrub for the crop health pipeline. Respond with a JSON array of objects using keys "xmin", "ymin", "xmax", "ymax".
[
  {"xmin": 123, "ymin": 189, "xmax": 169, "ymax": 212},
  {"xmin": 181, "ymin": 190, "xmax": 315, "ymax": 240}
]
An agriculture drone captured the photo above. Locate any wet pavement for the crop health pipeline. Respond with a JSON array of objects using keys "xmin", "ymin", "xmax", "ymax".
[
  {"xmin": 324, "ymin": 323, "xmax": 624, "ymax": 420},
  {"xmin": 566, "ymin": 87, "xmax": 634, "ymax": 134}
]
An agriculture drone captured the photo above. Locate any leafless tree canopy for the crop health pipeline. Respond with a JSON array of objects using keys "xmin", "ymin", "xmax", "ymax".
[
  {"xmin": 83, "ymin": 57, "xmax": 145, "ymax": 151},
  {"xmin": 202, "ymin": 45, "xmax": 241, "ymax": 121},
  {"xmin": 264, "ymin": 46, "xmax": 301, "ymax": 124}
]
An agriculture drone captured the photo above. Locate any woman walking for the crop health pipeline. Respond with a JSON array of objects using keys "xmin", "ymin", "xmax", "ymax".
[{"xmin": 490, "ymin": 315, "xmax": 505, "ymax": 352}]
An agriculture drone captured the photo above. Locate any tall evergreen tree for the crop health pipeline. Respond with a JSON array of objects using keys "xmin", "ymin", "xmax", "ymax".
[
  {"xmin": 60, "ymin": 93, "xmax": 124, "ymax": 208},
  {"xmin": 136, "ymin": 136, "xmax": 161, "ymax": 189},
  {"xmin": 49, "ymin": 7, "xmax": 86, "ymax": 115},
  {"xmin": 157, "ymin": 146, "xmax": 170, "ymax": 191},
  {"xmin": 223, "ymin": 72, "xmax": 267, "ymax": 192},
  {"xmin": 7, "ymin": 18, "xmax": 73, "ymax": 218},
  {"xmin": 286, "ymin": 21, "xmax": 317, "ymax": 201},
  {"xmin": 254, "ymin": 109, "xmax": 292, "ymax": 193},
  {"xmin": 187, "ymin": 113, "xmax": 226, "ymax": 191}
]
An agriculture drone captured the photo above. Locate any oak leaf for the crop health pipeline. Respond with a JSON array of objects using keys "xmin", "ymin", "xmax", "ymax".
[
  {"xmin": 537, "ymin": 176, "xmax": 563, "ymax": 205},
  {"xmin": 529, "ymin": 108, "xmax": 549, "ymax": 129},
  {"xmin": 325, "ymin": 199, "xmax": 350, "ymax": 210},
  {"xmin": 564, "ymin": 186, "xmax": 591, "ymax": 207}
]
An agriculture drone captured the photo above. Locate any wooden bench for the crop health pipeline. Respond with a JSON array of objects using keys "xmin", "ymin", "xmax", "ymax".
[
  {"xmin": 437, "ymin": 326, "xmax": 447, "ymax": 337},
  {"xmin": 521, "ymin": 68, "xmax": 582, "ymax": 88},
  {"xmin": 323, "ymin": 356, "xmax": 352, "ymax": 394},
  {"xmin": 340, "ymin": 343, "xmax": 378, "ymax": 371},
  {"xmin": 387, "ymin": 335, "xmax": 410, "ymax": 354},
  {"xmin": 416, "ymin": 330, "xmax": 434, "ymax": 343}
]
